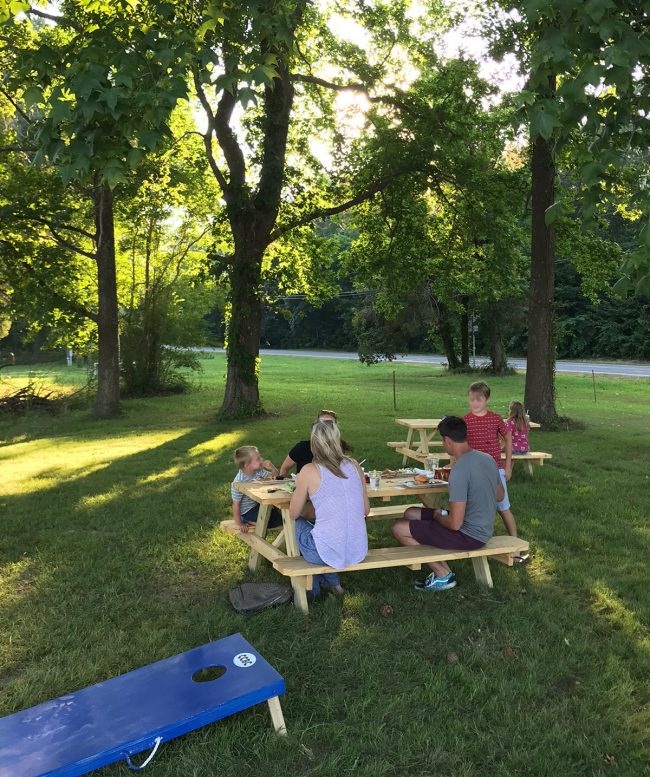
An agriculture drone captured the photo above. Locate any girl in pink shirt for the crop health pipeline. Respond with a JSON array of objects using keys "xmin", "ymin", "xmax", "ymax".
[{"xmin": 505, "ymin": 401, "xmax": 530, "ymax": 454}]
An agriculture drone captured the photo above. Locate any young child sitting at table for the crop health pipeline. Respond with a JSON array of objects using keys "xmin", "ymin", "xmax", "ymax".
[
  {"xmin": 231, "ymin": 446, "xmax": 282, "ymax": 533},
  {"xmin": 505, "ymin": 401, "xmax": 530, "ymax": 454}
]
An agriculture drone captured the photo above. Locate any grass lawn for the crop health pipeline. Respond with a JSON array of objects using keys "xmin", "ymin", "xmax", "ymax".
[{"xmin": 1, "ymin": 354, "xmax": 650, "ymax": 776}]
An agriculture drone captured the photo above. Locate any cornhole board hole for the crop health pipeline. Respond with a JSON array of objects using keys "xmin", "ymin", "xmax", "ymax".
[{"xmin": 0, "ymin": 633, "xmax": 286, "ymax": 777}]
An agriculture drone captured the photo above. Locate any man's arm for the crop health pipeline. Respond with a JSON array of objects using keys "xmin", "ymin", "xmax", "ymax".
[
  {"xmin": 433, "ymin": 501, "xmax": 466, "ymax": 531},
  {"xmin": 279, "ymin": 455, "xmax": 296, "ymax": 477}
]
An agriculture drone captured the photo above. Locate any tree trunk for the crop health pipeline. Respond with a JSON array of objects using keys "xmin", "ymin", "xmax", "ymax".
[
  {"xmin": 220, "ymin": 237, "xmax": 264, "ymax": 417},
  {"xmin": 460, "ymin": 296, "xmax": 470, "ymax": 366},
  {"xmin": 93, "ymin": 182, "xmax": 120, "ymax": 418},
  {"xmin": 525, "ymin": 115, "xmax": 558, "ymax": 423},
  {"xmin": 437, "ymin": 304, "xmax": 460, "ymax": 369},
  {"xmin": 488, "ymin": 328, "xmax": 508, "ymax": 374},
  {"xmin": 218, "ymin": 49, "xmax": 294, "ymax": 417}
]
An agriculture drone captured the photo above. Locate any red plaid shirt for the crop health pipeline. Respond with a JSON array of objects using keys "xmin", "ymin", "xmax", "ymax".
[{"xmin": 463, "ymin": 410, "xmax": 508, "ymax": 467}]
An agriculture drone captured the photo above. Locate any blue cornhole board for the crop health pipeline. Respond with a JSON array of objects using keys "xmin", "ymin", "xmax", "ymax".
[{"xmin": 0, "ymin": 633, "xmax": 285, "ymax": 777}]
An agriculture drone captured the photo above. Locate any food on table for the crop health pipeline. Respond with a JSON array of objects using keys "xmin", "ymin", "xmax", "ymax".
[{"xmin": 414, "ymin": 474, "xmax": 430, "ymax": 484}]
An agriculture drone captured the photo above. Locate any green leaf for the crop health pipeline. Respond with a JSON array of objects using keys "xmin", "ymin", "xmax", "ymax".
[
  {"xmin": 102, "ymin": 159, "xmax": 125, "ymax": 188},
  {"xmin": 22, "ymin": 85, "xmax": 44, "ymax": 108},
  {"xmin": 50, "ymin": 98, "xmax": 71, "ymax": 126},
  {"xmin": 516, "ymin": 90, "xmax": 536, "ymax": 107},
  {"xmin": 530, "ymin": 108, "xmax": 559, "ymax": 140},
  {"xmin": 640, "ymin": 218, "xmax": 650, "ymax": 250},
  {"xmin": 238, "ymin": 86, "xmax": 257, "ymax": 108},
  {"xmin": 126, "ymin": 147, "xmax": 143, "ymax": 168},
  {"xmin": 581, "ymin": 161, "xmax": 605, "ymax": 185},
  {"xmin": 636, "ymin": 270, "xmax": 650, "ymax": 297},
  {"xmin": 138, "ymin": 130, "xmax": 163, "ymax": 150},
  {"xmin": 9, "ymin": 0, "xmax": 30, "ymax": 15},
  {"xmin": 115, "ymin": 71, "xmax": 133, "ymax": 89}
]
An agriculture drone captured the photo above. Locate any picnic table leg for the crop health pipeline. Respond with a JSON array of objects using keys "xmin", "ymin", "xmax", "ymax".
[
  {"xmin": 402, "ymin": 428, "xmax": 414, "ymax": 466},
  {"xmin": 271, "ymin": 529, "xmax": 286, "ymax": 550},
  {"xmin": 416, "ymin": 429, "xmax": 432, "ymax": 456},
  {"xmin": 281, "ymin": 507, "xmax": 310, "ymax": 614},
  {"xmin": 267, "ymin": 696, "xmax": 288, "ymax": 736},
  {"xmin": 524, "ymin": 460, "xmax": 534, "ymax": 477},
  {"xmin": 247, "ymin": 504, "xmax": 271, "ymax": 573},
  {"xmin": 472, "ymin": 556, "xmax": 494, "ymax": 588}
]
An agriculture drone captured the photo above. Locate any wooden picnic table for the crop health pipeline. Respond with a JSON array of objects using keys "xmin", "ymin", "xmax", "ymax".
[
  {"xmin": 231, "ymin": 476, "xmax": 448, "ymax": 612},
  {"xmin": 392, "ymin": 417, "xmax": 541, "ymax": 465}
]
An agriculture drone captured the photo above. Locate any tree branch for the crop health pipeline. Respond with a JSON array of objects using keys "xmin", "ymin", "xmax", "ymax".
[
  {"xmin": 0, "ymin": 87, "xmax": 31, "ymax": 124},
  {"xmin": 40, "ymin": 227, "xmax": 97, "ymax": 261},
  {"xmin": 0, "ymin": 239, "xmax": 98, "ymax": 322},
  {"xmin": 213, "ymin": 87, "xmax": 247, "ymax": 189},
  {"xmin": 23, "ymin": 260, "xmax": 98, "ymax": 323},
  {"xmin": 269, "ymin": 175, "xmax": 398, "ymax": 242},
  {"xmin": 25, "ymin": 216, "xmax": 96, "ymax": 242},
  {"xmin": 255, "ymin": 59, "xmax": 294, "ymax": 232},
  {"xmin": 27, "ymin": 6, "xmax": 81, "ymax": 32},
  {"xmin": 291, "ymin": 74, "xmax": 414, "ymax": 114},
  {"xmin": 193, "ymin": 72, "xmax": 229, "ymax": 196}
]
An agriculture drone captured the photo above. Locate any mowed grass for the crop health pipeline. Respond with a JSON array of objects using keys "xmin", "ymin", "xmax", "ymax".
[{"xmin": 1, "ymin": 355, "xmax": 650, "ymax": 776}]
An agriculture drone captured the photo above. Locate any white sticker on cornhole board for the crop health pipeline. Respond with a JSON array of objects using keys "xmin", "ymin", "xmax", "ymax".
[{"xmin": 233, "ymin": 652, "xmax": 257, "ymax": 668}]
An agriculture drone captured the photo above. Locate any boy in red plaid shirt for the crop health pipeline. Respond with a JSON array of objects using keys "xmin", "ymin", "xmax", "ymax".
[{"xmin": 464, "ymin": 381, "xmax": 524, "ymax": 553}]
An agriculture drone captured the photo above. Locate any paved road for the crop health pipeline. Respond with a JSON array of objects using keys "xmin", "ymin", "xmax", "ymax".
[{"xmin": 199, "ymin": 348, "xmax": 650, "ymax": 378}]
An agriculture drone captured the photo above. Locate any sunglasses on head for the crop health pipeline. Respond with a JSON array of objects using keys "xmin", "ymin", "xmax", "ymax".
[{"xmin": 319, "ymin": 409, "xmax": 337, "ymax": 420}]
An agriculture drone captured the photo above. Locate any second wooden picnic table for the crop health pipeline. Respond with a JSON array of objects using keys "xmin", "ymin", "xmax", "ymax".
[
  {"xmin": 230, "ymin": 475, "xmax": 448, "ymax": 612},
  {"xmin": 391, "ymin": 417, "xmax": 541, "ymax": 465}
]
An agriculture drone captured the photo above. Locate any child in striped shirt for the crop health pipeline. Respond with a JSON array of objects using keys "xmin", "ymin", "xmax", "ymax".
[{"xmin": 231, "ymin": 446, "xmax": 282, "ymax": 533}]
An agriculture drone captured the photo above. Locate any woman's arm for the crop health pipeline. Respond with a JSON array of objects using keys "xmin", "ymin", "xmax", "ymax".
[
  {"xmin": 351, "ymin": 459, "xmax": 371, "ymax": 517},
  {"xmin": 289, "ymin": 464, "xmax": 316, "ymax": 520},
  {"xmin": 279, "ymin": 455, "xmax": 296, "ymax": 477}
]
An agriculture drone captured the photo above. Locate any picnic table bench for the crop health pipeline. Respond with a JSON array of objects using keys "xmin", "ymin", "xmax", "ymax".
[
  {"xmin": 222, "ymin": 477, "xmax": 528, "ymax": 614},
  {"xmin": 391, "ymin": 447, "xmax": 552, "ymax": 476}
]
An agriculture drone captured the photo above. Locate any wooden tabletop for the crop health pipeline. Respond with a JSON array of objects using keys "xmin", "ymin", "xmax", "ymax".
[
  {"xmin": 395, "ymin": 417, "xmax": 541, "ymax": 430},
  {"xmin": 395, "ymin": 418, "xmax": 443, "ymax": 429},
  {"xmin": 234, "ymin": 477, "xmax": 448, "ymax": 507}
]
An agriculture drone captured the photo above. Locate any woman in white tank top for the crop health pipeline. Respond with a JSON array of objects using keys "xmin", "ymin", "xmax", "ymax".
[{"xmin": 290, "ymin": 420, "xmax": 369, "ymax": 597}]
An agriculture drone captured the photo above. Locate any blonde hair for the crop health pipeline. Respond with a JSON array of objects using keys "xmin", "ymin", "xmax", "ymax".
[
  {"xmin": 310, "ymin": 420, "xmax": 348, "ymax": 479},
  {"xmin": 234, "ymin": 445, "xmax": 259, "ymax": 469},
  {"xmin": 468, "ymin": 380, "xmax": 491, "ymax": 399},
  {"xmin": 508, "ymin": 401, "xmax": 527, "ymax": 433}
]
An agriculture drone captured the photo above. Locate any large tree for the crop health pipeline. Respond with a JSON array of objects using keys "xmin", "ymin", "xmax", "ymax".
[
  {"xmin": 342, "ymin": 71, "xmax": 528, "ymax": 370},
  {"xmin": 187, "ymin": 0, "xmax": 484, "ymax": 416},
  {"xmin": 488, "ymin": 0, "xmax": 650, "ymax": 422},
  {"xmin": 0, "ymin": 0, "xmax": 195, "ymax": 416}
]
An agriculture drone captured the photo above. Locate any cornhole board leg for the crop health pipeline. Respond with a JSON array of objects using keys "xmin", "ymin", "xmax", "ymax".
[
  {"xmin": 0, "ymin": 633, "xmax": 286, "ymax": 777},
  {"xmin": 267, "ymin": 696, "xmax": 287, "ymax": 736}
]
